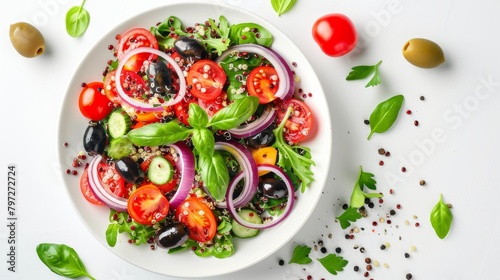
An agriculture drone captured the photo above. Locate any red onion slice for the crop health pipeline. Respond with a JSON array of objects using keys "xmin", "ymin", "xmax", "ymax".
[
  {"xmin": 167, "ymin": 141, "xmax": 196, "ymax": 209},
  {"xmin": 115, "ymin": 47, "xmax": 187, "ymax": 112},
  {"xmin": 228, "ymin": 104, "xmax": 277, "ymax": 138},
  {"xmin": 87, "ymin": 155, "xmax": 128, "ymax": 212},
  {"xmin": 226, "ymin": 164, "xmax": 295, "ymax": 229},
  {"xmin": 215, "ymin": 44, "xmax": 295, "ymax": 101},
  {"xmin": 214, "ymin": 140, "xmax": 258, "ymax": 208}
]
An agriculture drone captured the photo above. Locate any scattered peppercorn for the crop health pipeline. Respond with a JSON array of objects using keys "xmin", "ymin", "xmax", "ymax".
[
  {"xmin": 401, "ymin": 167, "xmax": 407, "ymax": 172},
  {"xmin": 419, "ymin": 180, "xmax": 426, "ymax": 186},
  {"xmin": 404, "ymin": 252, "xmax": 410, "ymax": 258},
  {"xmin": 385, "ymin": 151, "xmax": 391, "ymax": 157},
  {"xmin": 366, "ymin": 264, "xmax": 372, "ymax": 271},
  {"xmin": 390, "ymin": 209, "xmax": 396, "ymax": 216},
  {"xmin": 406, "ymin": 110, "xmax": 412, "ymax": 114},
  {"xmin": 406, "ymin": 273, "xmax": 413, "ymax": 279},
  {"xmin": 354, "ymin": 266, "xmax": 360, "ymax": 272},
  {"xmin": 414, "ymin": 120, "xmax": 419, "ymax": 126},
  {"xmin": 364, "ymin": 119, "xmax": 370, "ymax": 125},
  {"xmin": 380, "ymin": 244, "xmax": 386, "ymax": 250},
  {"xmin": 335, "ymin": 247, "xmax": 342, "ymax": 253},
  {"xmin": 365, "ymin": 257, "xmax": 371, "ymax": 264},
  {"xmin": 278, "ymin": 259, "xmax": 285, "ymax": 266},
  {"xmin": 320, "ymin": 247, "xmax": 327, "ymax": 253},
  {"xmin": 379, "ymin": 160, "xmax": 384, "ymax": 166},
  {"xmin": 378, "ymin": 148, "xmax": 386, "ymax": 155},
  {"xmin": 420, "ymin": 95, "xmax": 425, "ymax": 100}
]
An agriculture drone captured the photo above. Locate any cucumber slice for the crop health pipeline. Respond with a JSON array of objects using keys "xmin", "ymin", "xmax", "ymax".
[
  {"xmin": 108, "ymin": 109, "xmax": 131, "ymax": 138},
  {"xmin": 107, "ymin": 137, "xmax": 134, "ymax": 159},
  {"xmin": 147, "ymin": 156, "xmax": 174, "ymax": 185},
  {"xmin": 231, "ymin": 209, "xmax": 262, "ymax": 238}
]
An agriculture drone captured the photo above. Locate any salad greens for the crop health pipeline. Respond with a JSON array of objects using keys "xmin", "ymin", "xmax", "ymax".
[
  {"xmin": 66, "ymin": 0, "xmax": 90, "ymax": 38},
  {"xmin": 318, "ymin": 254, "xmax": 349, "ymax": 275},
  {"xmin": 36, "ymin": 243, "xmax": 95, "ymax": 280},
  {"xmin": 105, "ymin": 210, "xmax": 156, "ymax": 247},
  {"xmin": 367, "ymin": 94, "xmax": 404, "ymax": 140},
  {"xmin": 289, "ymin": 244, "xmax": 313, "ymax": 264},
  {"xmin": 336, "ymin": 166, "xmax": 382, "ymax": 229},
  {"xmin": 346, "ymin": 60, "xmax": 382, "ymax": 87},
  {"xmin": 273, "ymin": 106, "xmax": 315, "ymax": 192},
  {"xmin": 430, "ymin": 194, "xmax": 453, "ymax": 239}
]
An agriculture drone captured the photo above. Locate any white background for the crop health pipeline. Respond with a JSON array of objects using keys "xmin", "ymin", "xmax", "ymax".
[{"xmin": 1, "ymin": 0, "xmax": 500, "ymax": 279}]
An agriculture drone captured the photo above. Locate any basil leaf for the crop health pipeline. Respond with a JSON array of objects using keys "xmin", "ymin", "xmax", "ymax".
[
  {"xmin": 105, "ymin": 223, "xmax": 119, "ymax": 247},
  {"xmin": 367, "ymin": 94, "xmax": 404, "ymax": 140},
  {"xmin": 198, "ymin": 151, "xmax": 229, "ymax": 200},
  {"xmin": 36, "ymin": 243, "xmax": 95, "ymax": 280},
  {"xmin": 65, "ymin": 0, "xmax": 90, "ymax": 38},
  {"xmin": 317, "ymin": 254, "xmax": 348, "ymax": 275},
  {"xmin": 126, "ymin": 122, "xmax": 192, "ymax": 146},
  {"xmin": 271, "ymin": 0, "xmax": 297, "ymax": 16},
  {"xmin": 192, "ymin": 128, "xmax": 215, "ymax": 157},
  {"xmin": 209, "ymin": 96, "xmax": 259, "ymax": 130},
  {"xmin": 188, "ymin": 103, "xmax": 209, "ymax": 129},
  {"xmin": 430, "ymin": 194, "xmax": 453, "ymax": 239}
]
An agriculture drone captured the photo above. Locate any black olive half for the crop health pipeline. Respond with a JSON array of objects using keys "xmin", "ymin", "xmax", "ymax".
[
  {"xmin": 147, "ymin": 60, "xmax": 172, "ymax": 95},
  {"xmin": 83, "ymin": 122, "xmax": 106, "ymax": 156},
  {"xmin": 115, "ymin": 157, "xmax": 144, "ymax": 184},
  {"xmin": 247, "ymin": 128, "xmax": 276, "ymax": 149},
  {"xmin": 258, "ymin": 177, "xmax": 288, "ymax": 199},
  {"xmin": 155, "ymin": 223, "xmax": 190, "ymax": 249},
  {"xmin": 173, "ymin": 36, "xmax": 208, "ymax": 62}
]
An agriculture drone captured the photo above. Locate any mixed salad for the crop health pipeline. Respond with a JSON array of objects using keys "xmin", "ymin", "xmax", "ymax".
[{"xmin": 76, "ymin": 15, "xmax": 316, "ymax": 258}]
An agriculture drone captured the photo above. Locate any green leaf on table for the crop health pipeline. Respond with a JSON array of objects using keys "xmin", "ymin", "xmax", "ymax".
[
  {"xmin": 430, "ymin": 194, "xmax": 453, "ymax": 239},
  {"xmin": 66, "ymin": 0, "xmax": 90, "ymax": 37},
  {"xmin": 271, "ymin": 0, "xmax": 297, "ymax": 16},
  {"xmin": 289, "ymin": 244, "xmax": 312, "ymax": 265},
  {"xmin": 358, "ymin": 166, "xmax": 376, "ymax": 190},
  {"xmin": 317, "ymin": 254, "xmax": 348, "ymax": 275},
  {"xmin": 336, "ymin": 206, "xmax": 362, "ymax": 229},
  {"xmin": 367, "ymin": 94, "xmax": 404, "ymax": 140},
  {"xmin": 346, "ymin": 60, "xmax": 382, "ymax": 87},
  {"xmin": 36, "ymin": 243, "xmax": 96, "ymax": 280}
]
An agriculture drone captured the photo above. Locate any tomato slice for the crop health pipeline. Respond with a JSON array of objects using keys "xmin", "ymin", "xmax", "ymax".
[
  {"xmin": 276, "ymin": 98, "xmax": 314, "ymax": 144},
  {"xmin": 96, "ymin": 161, "xmax": 126, "ymax": 198},
  {"xmin": 116, "ymin": 28, "xmax": 159, "ymax": 72},
  {"xmin": 173, "ymin": 92, "xmax": 198, "ymax": 126},
  {"xmin": 187, "ymin": 60, "xmax": 226, "ymax": 101},
  {"xmin": 127, "ymin": 184, "xmax": 169, "ymax": 226},
  {"xmin": 78, "ymin": 82, "xmax": 114, "ymax": 121},
  {"xmin": 198, "ymin": 91, "xmax": 227, "ymax": 117},
  {"xmin": 175, "ymin": 197, "xmax": 217, "ymax": 243},
  {"xmin": 80, "ymin": 168, "xmax": 105, "ymax": 206},
  {"xmin": 246, "ymin": 66, "xmax": 279, "ymax": 104}
]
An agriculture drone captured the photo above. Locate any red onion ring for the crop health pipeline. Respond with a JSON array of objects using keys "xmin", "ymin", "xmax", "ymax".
[
  {"xmin": 167, "ymin": 141, "xmax": 196, "ymax": 209},
  {"xmin": 115, "ymin": 47, "xmax": 187, "ymax": 112},
  {"xmin": 87, "ymin": 155, "xmax": 128, "ymax": 212},
  {"xmin": 214, "ymin": 140, "xmax": 258, "ymax": 208},
  {"xmin": 215, "ymin": 44, "xmax": 294, "ymax": 101},
  {"xmin": 228, "ymin": 104, "xmax": 277, "ymax": 138},
  {"xmin": 226, "ymin": 164, "xmax": 295, "ymax": 229}
]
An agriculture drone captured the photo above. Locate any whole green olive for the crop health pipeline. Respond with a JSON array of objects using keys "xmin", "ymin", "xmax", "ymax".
[
  {"xmin": 402, "ymin": 38, "xmax": 445, "ymax": 69},
  {"xmin": 9, "ymin": 22, "xmax": 45, "ymax": 58}
]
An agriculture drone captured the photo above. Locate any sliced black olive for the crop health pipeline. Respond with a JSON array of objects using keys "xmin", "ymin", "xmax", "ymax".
[
  {"xmin": 147, "ymin": 60, "xmax": 172, "ymax": 95},
  {"xmin": 83, "ymin": 122, "xmax": 106, "ymax": 156},
  {"xmin": 247, "ymin": 128, "xmax": 276, "ymax": 149},
  {"xmin": 115, "ymin": 157, "xmax": 144, "ymax": 184},
  {"xmin": 155, "ymin": 223, "xmax": 190, "ymax": 249},
  {"xmin": 258, "ymin": 177, "xmax": 288, "ymax": 199},
  {"xmin": 173, "ymin": 36, "xmax": 208, "ymax": 62}
]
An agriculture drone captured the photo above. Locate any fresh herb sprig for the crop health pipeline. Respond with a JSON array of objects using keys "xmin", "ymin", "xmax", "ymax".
[
  {"xmin": 289, "ymin": 245, "xmax": 348, "ymax": 275},
  {"xmin": 336, "ymin": 166, "xmax": 383, "ymax": 229},
  {"xmin": 271, "ymin": 0, "xmax": 298, "ymax": 16},
  {"xmin": 66, "ymin": 0, "xmax": 90, "ymax": 37},
  {"xmin": 36, "ymin": 243, "xmax": 96, "ymax": 280},
  {"xmin": 367, "ymin": 94, "xmax": 404, "ymax": 140},
  {"xmin": 105, "ymin": 210, "xmax": 156, "ymax": 247},
  {"xmin": 430, "ymin": 194, "xmax": 453, "ymax": 239},
  {"xmin": 273, "ymin": 106, "xmax": 315, "ymax": 192},
  {"xmin": 346, "ymin": 60, "xmax": 382, "ymax": 87}
]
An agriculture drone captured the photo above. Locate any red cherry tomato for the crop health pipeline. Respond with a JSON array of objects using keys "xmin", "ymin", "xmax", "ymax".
[
  {"xmin": 78, "ymin": 82, "xmax": 114, "ymax": 120},
  {"xmin": 198, "ymin": 91, "xmax": 227, "ymax": 117},
  {"xmin": 127, "ymin": 184, "xmax": 169, "ymax": 226},
  {"xmin": 312, "ymin": 13, "xmax": 357, "ymax": 57},
  {"xmin": 116, "ymin": 28, "xmax": 159, "ymax": 72},
  {"xmin": 175, "ymin": 197, "xmax": 217, "ymax": 243},
  {"xmin": 186, "ymin": 60, "xmax": 226, "ymax": 101},
  {"xmin": 276, "ymin": 98, "xmax": 314, "ymax": 144},
  {"xmin": 246, "ymin": 66, "xmax": 279, "ymax": 104},
  {"xmin": 173, "ymin": 92, "xmax": 198, "ymax": 126},
  {"xmin": 96, "ymin": 161, "xmax": 126, "ymax": 198}
]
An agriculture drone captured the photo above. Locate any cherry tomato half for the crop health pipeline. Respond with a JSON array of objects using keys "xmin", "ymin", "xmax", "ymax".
[
  {"xmin": 246, "ymin": 66, "xmax": 279, "ymax": 104},
  {"xmin": 312, "ymin": 13, "xmax": 357, "ymax": 57},
  {"xmin": 116, "ymin": 28, "xmax": 159, "ymax": 72},
  {"xmin": 127, "ymin": 184, "xmax": 169, "ymax": 226},
  {"xmin": 78, "ymin": 82, "xmax": 114, "ymax": 121},
  {"xmin": 96, "ymin": 161, "xmax": 126, "ymax": 198},
  {"xmin": 79, "ymin": 168, "xmax": 105, "ymax": 206},
  {"xmin": 187, "ymin": 60, "xmax": 226, "ymax": 101},
  {"xmin": 175, "ymin": 197, "xmax": 217, "ymax": 243},
  {"xmin": 173, "ymin": 92, "xmax": 198, "ymax": 126},
  {"xmin": 198, "ymin": 91, "xmax": 227, "ymax": 117},
  {"xmin": 276, "ymin": 98, "xmax": 314, "ymax": 144}
]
